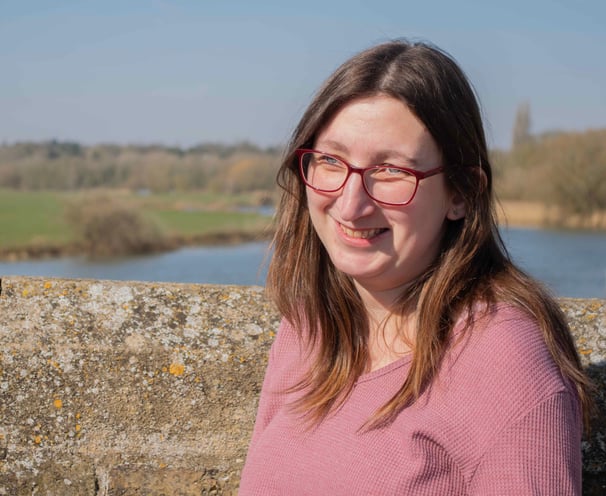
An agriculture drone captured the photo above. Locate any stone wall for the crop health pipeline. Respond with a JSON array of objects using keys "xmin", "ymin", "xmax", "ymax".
[{"xmin": 0, "ymin": 276, "xmax": 604, "ymax": 495}]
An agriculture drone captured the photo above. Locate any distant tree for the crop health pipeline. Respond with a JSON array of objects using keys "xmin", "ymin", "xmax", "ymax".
[
  {"xmin": 512, "ymin": 102, "xmax": 532, "ymax": 149},
  {"xmin": 548, "ymin": 130, "xmax": 606, "ymax": 226},
  {"xmin": 45, "ymin": 139, "xmax": 83, "ymax": 160},
  {"xmin": 214, "ymin": 154, "xmax": 279, "ymax": 194}
]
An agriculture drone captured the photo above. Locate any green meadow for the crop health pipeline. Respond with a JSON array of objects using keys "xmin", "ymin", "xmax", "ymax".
[
  {"xmin": 0, "ymin": 189, "xmax": 273, "ymax": 255},
  {"xmin": 0, "ymin": 190, "xmax": 73, "ymax": 249}
]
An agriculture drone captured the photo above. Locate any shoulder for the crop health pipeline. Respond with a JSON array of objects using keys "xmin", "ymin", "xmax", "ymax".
[
  {"xmin": 439, "ymin": 304, "xmax": 575, "ymax": 426},
  {"xmin": 429, "ymin": 304, "xmax": 581, "ymax": 468},
  {"xmin": 452, "ymin": 303, "xmax": 565, "ymax": 387}
]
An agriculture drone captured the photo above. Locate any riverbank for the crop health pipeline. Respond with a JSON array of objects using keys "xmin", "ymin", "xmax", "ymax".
[
  {"xmin": 0, "ymin": 200, "xmax": 603, "ymax": 262},
  {"xmin": 497, "ymin": 201, "xmax": 606, "ymax": 230},
  {"xmin": 0, "ymin": 229, "xmax": 274, "ymax": 262}
]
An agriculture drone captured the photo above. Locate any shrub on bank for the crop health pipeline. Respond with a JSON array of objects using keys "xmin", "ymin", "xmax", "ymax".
[{"xmin": 65, "ymin": 194, "xmax": 170, "ymax": 257}]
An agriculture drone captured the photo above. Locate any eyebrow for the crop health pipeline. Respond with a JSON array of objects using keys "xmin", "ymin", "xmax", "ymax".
[{"xmin": 314, "ymin": 139, "xmax": 420, "ymax": 167}]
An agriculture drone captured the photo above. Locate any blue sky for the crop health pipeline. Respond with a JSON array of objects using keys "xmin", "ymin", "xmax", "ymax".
[{"xmin": 1, "ymin": 0, "xmax": 605, "ymax": 150}]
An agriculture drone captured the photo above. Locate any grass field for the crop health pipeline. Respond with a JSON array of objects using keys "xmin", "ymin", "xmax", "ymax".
[
  {"xmin": 0, "ymin": 189, "xmax": 273, "ymax": 254},
  {"xmin": 150, "ymin": 209, "xmax": 271, "ymax": 237},
  {"xmin": 0, "ymin": 189, "xmax": 75, "ymax": 248}
]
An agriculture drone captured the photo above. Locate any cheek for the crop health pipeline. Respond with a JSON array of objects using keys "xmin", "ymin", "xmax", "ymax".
[
  {"xmin": 305, "ymin": 190, "xmax": 326, "ymax": 236},
  {"xmin": 413, "ymin": 182, "xmax": 454, "ymax": 219},
  {"xmin": 387, "ymin": 197, "xmax": 450, "ymax": 241},
  {"xmin": 306, "ymin": 188, "xmax": 333, "ymax": 217}
]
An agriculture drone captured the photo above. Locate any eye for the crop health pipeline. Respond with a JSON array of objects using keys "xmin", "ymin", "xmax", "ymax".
[
  {"xmin": 370, "ymin": 166, "xmax": 414, "ymax": 180},
  {"xmin": 313, "ymin": 153, "xmax": 346, "ymax": 171},
  {"xmin": 317, "ymin": 154, "xmax": 340, "ymax": 165},
  {"xmin": 385, "ymin": 167, "xmax": 407, "ymax": 176}
]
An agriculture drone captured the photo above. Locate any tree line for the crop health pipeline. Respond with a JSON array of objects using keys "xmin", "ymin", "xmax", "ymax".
[
  {"xmin": 1, "ymin": 120, "xmax": 605, "ymax": 227},
  {"xmin": 0, "ymin": 140, "xmax": 281, "ymax": 195}
]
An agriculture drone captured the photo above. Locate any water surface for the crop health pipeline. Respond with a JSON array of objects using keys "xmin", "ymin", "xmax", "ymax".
[{"xmin": 0, "ymin": 228, "xmax": 604, "ymax": 298}]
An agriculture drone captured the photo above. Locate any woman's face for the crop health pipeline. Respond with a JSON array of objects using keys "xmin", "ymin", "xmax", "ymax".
[{"xmin": 306, "ymin": 94, "xmax": 464, "ymax": 300}]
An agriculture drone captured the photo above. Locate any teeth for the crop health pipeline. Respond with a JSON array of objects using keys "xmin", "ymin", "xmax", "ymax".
[{"xmin": 341, "ymin": 225, "xmax": 386, "ymax": 239}]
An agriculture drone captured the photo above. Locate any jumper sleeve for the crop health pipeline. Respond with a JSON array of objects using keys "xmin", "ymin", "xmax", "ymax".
[
  {"xmin": 247, "ymin": 318, "xmax": 304, "ymax": 448},
  {"xmin": 469, "ymin": 390, "xmax": 582, "ymax": 495}
]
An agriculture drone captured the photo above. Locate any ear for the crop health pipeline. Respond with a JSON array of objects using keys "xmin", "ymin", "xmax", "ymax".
[
  {"xmin": 446, "ymin": 193, "xmax": 466, "ymax": 221},
  {"xmin": 476, "ymin": 166, "xmax": 488, "ymax": 192},
  {"xmin": 445, "ymin": 166, "xmax": 486, "ymax": 221}
]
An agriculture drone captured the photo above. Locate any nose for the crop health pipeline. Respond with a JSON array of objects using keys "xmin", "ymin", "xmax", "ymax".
[{"xmin": 336, "ymin": 170, "xmax": 376, "ymax": 221}]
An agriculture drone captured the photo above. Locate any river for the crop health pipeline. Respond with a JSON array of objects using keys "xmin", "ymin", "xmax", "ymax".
[{"xmin": 0, "ymin": 227, "xmax": 604, "ymax": 298}]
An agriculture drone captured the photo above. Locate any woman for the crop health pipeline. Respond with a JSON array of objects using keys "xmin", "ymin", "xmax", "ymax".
[{"xmin": 239, "ymin": 40, "xmax": 592, "ymax": 495}]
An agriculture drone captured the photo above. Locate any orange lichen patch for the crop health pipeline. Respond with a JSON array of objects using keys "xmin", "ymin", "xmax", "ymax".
[
  {"xmin": 588, "ymin": 301, "xmax": 602, "ymax": 312},
  {"xmin": 21, "ymin": 289, "xmax": 29, "ymax": 297},
  {"xmin": 159, "ymin": 462, "xmax": 168, "ymax": 469},
  {"xmin": 579, "ymin": 348, "xmax": 593, "ymax": 355},
  {"xmin": 44, "ymin": 281, "xmax": 53, "ymax": 289},
  {"xmin": 161, "ymin": 366, "xmax": 168, "ymax": 373},
  {"xmin": 53, "ymin": 398, "xmax": 63, "ymax": 409},
  {"xmin": 169, "ymin": 363, "xmax": 185, "ymax": 376},
  {"xmin": 75, "ymin": 412, "xmax": 81, "ymax": 420},
  {"xmin": 75, "ymin": 424, "xmax": 82, "ymax": 433},
  {"xmin": 33, "ymin": 435, "xmax": 42, "ymax": 445},
  {"xmin": 47, "ymin": 359, "xmax": 62, "ymax": 372},
  {"xmin": 268, "ymin": 330, "xmax": 276, "ymax": 338}
]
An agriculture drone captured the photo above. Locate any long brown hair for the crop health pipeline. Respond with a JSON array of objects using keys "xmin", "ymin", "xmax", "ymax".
[{"xmin": 266, "ymin": 40, "xmax": 593, "ymax": 429}]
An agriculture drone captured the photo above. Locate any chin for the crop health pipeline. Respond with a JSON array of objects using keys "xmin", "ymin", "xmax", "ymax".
[{"xmin": 332, "ymin": 261, "xmax": 385, "ymax": 283}]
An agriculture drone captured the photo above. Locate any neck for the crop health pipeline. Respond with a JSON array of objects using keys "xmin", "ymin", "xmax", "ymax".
[{"xmin": 354, "ymin": 282, "xmax": 417, "ymax": 372}]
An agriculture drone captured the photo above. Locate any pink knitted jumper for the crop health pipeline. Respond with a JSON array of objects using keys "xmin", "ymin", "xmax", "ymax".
[{"xmin": 239, "ymin": 305, "xmax": 582, "ymax": 495}]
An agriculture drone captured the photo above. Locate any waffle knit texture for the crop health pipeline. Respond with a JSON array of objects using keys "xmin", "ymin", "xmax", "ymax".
[{"xmin": 239, "ymin": 305, "xmax": 582, "ymax": 495}]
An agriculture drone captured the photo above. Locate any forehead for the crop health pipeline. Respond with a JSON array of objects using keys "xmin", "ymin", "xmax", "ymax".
[{"xmin": 314, "ymin": 95, "xmax": 441, "ymax": 165}]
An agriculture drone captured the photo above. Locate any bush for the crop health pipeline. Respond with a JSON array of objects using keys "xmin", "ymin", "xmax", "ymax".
[{"xmin": 65, "ymin": 194, "xmax": 170, "ymax": 257}]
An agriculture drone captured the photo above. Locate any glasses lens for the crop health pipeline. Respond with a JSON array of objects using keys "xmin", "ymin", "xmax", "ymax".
[
  {"xmin": 364, "ymin": 167, "xmax": 417, "ymax": 204},
  {"xmin": 300, "ymin": 151, "xmax": 419, "ymax": 204},
  {"xmin": 301, "ymin": 152, "xmax": 348, "ymax": 191}
]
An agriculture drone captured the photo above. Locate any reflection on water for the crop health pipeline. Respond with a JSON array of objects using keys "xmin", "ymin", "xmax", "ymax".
[{"xmin": 0, "ymin": 229, "xmax": 604, "ymax": 298}]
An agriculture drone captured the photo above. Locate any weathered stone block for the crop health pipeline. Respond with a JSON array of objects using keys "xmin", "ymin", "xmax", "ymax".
[
  {"xmin": 0, "ymin": 276, "xmax": 603, "ymax": 495},
  {"xmin": 107, "ymin": 466, "xmax": 206, "ymax": 495}
]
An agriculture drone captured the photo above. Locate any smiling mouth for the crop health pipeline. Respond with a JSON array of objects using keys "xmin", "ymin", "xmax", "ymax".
[{"xmin": 340, "ymin": 224, "xmax": 388, "ymax": 239}]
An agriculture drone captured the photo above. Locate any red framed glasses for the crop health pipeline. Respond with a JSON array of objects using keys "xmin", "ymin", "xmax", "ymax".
[{"xmin": 296, "ymin": 149, "xmax": 444, "ymax": 206}]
